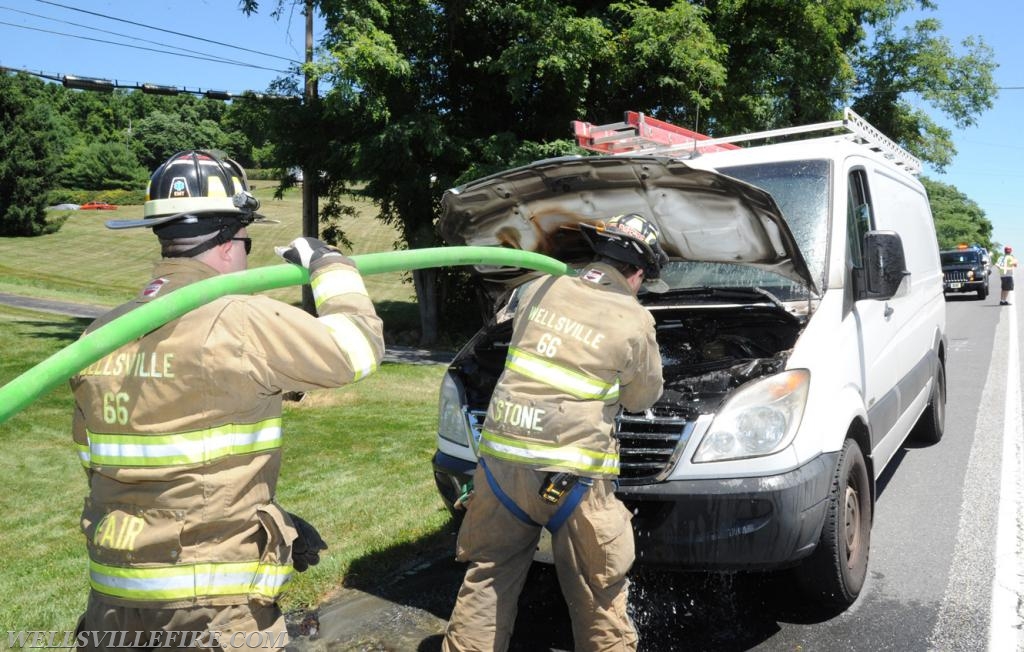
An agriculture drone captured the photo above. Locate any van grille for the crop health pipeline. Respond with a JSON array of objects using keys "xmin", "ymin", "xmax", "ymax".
[
  {"xmin": 616, "ymin": 410, "xmax": 692, "ymax": 483},
  {"xmin": 466, "ymin": 408, "xmax": 690, "ymax": 483}
]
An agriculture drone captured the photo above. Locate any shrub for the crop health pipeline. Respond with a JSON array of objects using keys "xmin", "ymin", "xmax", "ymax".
[
  {"xmin": 245, "ymin": 168, "xmax": 277, "ymax": 181},
  {"xmin": 46, "ymin": 188, "xmax": 147, "ymax": 206}
]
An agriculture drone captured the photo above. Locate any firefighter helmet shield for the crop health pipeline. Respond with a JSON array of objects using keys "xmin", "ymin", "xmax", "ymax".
[
  {"xmin": 579, "ymin": 213, "xmax": 668, "ymax": 279},
  {"xmin": 106, "ymin": 150, "xmax": 264, "ymax": 230}
]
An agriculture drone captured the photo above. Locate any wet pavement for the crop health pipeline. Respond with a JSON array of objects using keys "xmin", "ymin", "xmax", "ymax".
[
  {"xmin": 284, "ymin": 553, "xmax": 463, "ymax": 652},
  {"xmin": 282, "ymin": 533, "xmax": 577, "ymax": 652},
  {"xmin": 278, "ymin": 537, "xmax": 823, "ymax": 652}
]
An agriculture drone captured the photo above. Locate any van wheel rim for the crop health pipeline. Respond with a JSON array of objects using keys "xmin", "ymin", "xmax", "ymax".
[{"xmin": 844, "ymin": 486, "xmax": 860, "ymax": 558}]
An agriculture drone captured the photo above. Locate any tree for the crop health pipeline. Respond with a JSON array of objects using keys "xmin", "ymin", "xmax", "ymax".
[
  {"xmin": 851, "ymin": 3, "xmax": 997, "ymax": 171},
  {"xmin": 131, "ymin": 110, "xmax": 234, "ymax": 170},
  {"xmin": 922, "ymin": 177, "xmax": 992, "ymax": 250},
  {"xmin": 700, "ymin": 0, "xmax": 996, "ymax": 172},
  {"xmin": 244, "ymin": 0, "xmax": 997, "ymax": 344},
  {"xmin": 245, "ymin": 0, "xmax": 730, "ymax": 344},
  {"xmin": 59, "ymin": 142, "xmax": 148, "ymax": 191},
  {"xmin": 0, "ymin": 72, "xmax": 61, "ymax": 236},
  {"xmin": 702, "ymin": 0, "xmax": 875, "ymax": 134}
]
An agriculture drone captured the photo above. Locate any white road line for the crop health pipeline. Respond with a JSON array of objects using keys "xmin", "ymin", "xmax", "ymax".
[{"xmin": 989, "ymin": 302, "xmax": 1022, "ymax": 651}]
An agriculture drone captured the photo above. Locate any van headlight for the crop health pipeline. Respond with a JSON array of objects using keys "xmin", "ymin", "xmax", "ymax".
[
  {"xmin": 438, "ymin": 372, "xmax": 473, "ymax": 448},
  {"xmin": 692, "ymin": 369, "xmax": 809, "ymax": 463}
]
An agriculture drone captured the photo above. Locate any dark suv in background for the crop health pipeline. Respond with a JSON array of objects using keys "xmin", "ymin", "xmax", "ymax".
[{"xmin": 940, "ymin": 246, "xmax": 989, "ymax": 299}]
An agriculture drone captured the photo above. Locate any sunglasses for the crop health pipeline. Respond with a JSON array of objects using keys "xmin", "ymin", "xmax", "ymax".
[{"xmin": 232, "ymin": 237, "xmax": 252, "ymax": 255}]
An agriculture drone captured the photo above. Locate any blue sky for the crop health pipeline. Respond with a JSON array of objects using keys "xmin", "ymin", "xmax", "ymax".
[
  {"xmin": 0, "ymin": 1, "xmax": 316, "ymax": 95},
  {"xmin": 902, "ymin": 0, "xmax": 1024, "ymax": 251},
  {"xmin": 0, "ymin": 1, "xmax": 1019, "ymax": 248}
]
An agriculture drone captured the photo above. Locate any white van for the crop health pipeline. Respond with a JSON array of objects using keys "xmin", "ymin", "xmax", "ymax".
[{"xmin": 432, "ymin": 109, "xmax": 946, "ymax": 608}]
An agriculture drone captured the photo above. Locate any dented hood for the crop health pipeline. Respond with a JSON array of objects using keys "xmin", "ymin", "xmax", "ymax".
[{"xmin": 439, "ymin": 156, "xmax": 816, "ymax": 291}]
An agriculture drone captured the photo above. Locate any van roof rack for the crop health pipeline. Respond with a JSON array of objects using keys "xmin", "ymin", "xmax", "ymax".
[{"xmin": 571, "ymin": 108, "xmax": 922, "ymax": 175}]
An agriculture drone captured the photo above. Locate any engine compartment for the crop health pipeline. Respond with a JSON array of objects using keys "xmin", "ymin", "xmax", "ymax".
[
  {"xmin": 453, "ymin": 304, "xmax": 805, "ymax": 417},
  {"xmin": 652, "ymin": 308, "xmax": 803, "ymax": 420}
]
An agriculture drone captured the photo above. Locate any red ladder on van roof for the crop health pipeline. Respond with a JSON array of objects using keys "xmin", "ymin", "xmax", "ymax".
[
  {"xmin": 571, "ymin": 108, "xmax": 922, "ymax": 175},
  {"xmin": 571, "ymin": 111, "xmax": 739, "ymax": 156}
]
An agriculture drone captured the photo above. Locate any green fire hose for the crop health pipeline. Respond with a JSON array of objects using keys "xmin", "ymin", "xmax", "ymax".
[{"xmin": 0, "ymin": 246, "xmax": 570, "ymax": 425}]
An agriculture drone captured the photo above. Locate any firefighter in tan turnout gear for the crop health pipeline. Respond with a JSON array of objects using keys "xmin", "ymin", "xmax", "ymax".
[
  {"xmin": 69, "ymin": 150, "xmax": 384, "ymax": 649},
  {"xmin": 443, "ymin": 214, "xmax": 665, "ymax": 652}
]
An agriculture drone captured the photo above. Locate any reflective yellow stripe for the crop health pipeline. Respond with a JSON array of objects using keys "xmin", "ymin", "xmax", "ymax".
[
  {"xmin": 85, "ymin": 418, "xmax": 282, "ymax": 467},
  {"xmin": 89, "ymin": 559, "xmax": 292, "ymax": 601},
  {"xmin": 507, "ymin": 348, "xmax": 620, "ymax": 401},
  {"xmin": 76, "ymin": 442, "xmax": 91, "ymax": 468},
  {"xmin": 480, "ymin": 430, "xmax": 619, "ymax": 475},
  {"xmin": 310, "ymin": 266, "xmax": 368, "ymax": 311},
  {"xmin": 319, "ymin": 313, "xmax": 379, "ymax": 380}
]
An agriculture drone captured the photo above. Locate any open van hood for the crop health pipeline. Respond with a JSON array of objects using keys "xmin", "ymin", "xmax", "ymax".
[{"xmin": 439, "ymin": 156, "xmax": 816, "ymax": 292}]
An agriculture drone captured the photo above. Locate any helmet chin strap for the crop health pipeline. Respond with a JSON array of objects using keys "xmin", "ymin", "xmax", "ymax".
[{"xmin": 160, "ymin": 222, "xmax": 243, "ymax": 259}]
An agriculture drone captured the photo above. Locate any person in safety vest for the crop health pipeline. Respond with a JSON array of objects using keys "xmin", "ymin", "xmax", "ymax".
[
  {"xmin": 69, "ymin": 150, "xmax": 384, "ymax": 650},
  {"xmin": 442, "ymin": 213, "xmax": 665, "ymax": 652},
  {"xmin": 998, "ymin": 245, "xmax": 1018, "ymax": 305}
]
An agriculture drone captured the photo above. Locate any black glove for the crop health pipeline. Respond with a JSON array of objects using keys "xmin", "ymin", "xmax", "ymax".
[
  {"xmin": 274, "ymin": 237, "xmax": 352, "ymax": 271},
  {"xmin": 287, "ymin": 512, "xmax": 327, "ymax": 572}
]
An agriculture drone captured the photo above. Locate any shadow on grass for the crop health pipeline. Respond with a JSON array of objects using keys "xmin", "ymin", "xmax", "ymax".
[
  {"xmin": 374, "ymin": 298, "xmax": 479, "ymax": 350},
  {"xmin": 341, "ymin": 517, "xmax": 463, "ymax": 619},
  {"xmin": 375, "ymin": 299, "xmax": 419, "ymax": 329},
  {"xmin": 16, "ymin": 317, "xmax": 92, "ymax": 343}
]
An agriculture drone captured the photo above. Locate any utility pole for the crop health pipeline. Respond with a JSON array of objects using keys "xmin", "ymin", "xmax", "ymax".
[{"xmin": 301, "ymin": 0, "xmax": 319, "ymax": 313}]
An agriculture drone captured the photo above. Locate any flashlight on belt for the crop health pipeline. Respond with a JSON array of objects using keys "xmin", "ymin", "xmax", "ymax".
[{"xmin": 539, "ymin": 472, "xmax": 579, "ymax": 504}]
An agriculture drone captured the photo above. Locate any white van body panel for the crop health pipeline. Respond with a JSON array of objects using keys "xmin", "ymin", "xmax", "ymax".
[
  {"xmin": 680, "ymin": 140, "xmax": 945, "ymax": 481},
  {"xmin": 784, "ymin": 293, "xmax": 873, "ymax": 464}
]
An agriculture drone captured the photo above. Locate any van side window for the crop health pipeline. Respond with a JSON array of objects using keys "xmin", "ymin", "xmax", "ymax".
[{"xmin": 847, "ymin": 170, "xmax": 872, "ymax": 268}]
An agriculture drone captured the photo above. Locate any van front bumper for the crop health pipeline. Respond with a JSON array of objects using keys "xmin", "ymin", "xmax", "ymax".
[
  {"xmin": 431, "ymin": 449, "xmax": 839, "ymax": 572},
  {"xmin": 619, "ymin": 452, "xmax": 839, "ymax": 571}
]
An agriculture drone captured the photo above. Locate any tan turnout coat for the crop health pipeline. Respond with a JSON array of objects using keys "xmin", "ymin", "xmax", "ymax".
[
  {"xmin": 70, "ymin": 257, "xmax": 383, "ymax": 609},
  {"xmin": 478, "ymin": 262, "xmax": 663, "ymax": 479}
]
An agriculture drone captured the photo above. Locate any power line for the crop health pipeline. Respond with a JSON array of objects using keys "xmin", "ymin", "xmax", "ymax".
[
  {"xmin": 33, "ymin": 0, "xmax": 302, "ymax": 65},
  {"xmin": 0, "ymin": 64, "xmax": 297, "ymax": 100},
  {"xmin": 0, "ymin": 6, "xmax": 292, "ymax": 74},
  {"xmin": 0, "ymin": 20, "xmax": 291, "ymax": 75}
]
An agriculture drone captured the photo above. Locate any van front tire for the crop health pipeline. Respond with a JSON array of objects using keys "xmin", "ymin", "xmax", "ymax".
[
  {"xmin": 912, "ymin": 360, "xmax": 946, "ymax": 444},
  {"xmin": 796, "ymin": 439, "xmax": 871, "ymax": 608}
]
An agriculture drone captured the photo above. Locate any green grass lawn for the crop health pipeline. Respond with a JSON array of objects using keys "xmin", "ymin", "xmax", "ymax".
[
  {"xmin": 0, "ymin": 304, "xmax": 454, "ymax": 635},
  {"xmin": 0, "ymin": 183, "xmax": 418, "ymax": 327},
  {"xmin": 0, "ymin": 190, "xmax": 458, "ymax": 638}
]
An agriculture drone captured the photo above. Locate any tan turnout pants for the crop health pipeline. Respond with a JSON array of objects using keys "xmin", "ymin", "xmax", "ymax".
[
  {"xmin": 75, "ymin": 594, "xmax": 288, "ymax": 651},
  {"xmin": 443, "ymin": 456, "xmax": 637, "ymax": 652}
]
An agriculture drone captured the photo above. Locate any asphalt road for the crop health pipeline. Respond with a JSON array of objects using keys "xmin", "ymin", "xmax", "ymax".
[{"xmin": 284, "ymin": 284, "xmax": 1024, "ymax": 652}]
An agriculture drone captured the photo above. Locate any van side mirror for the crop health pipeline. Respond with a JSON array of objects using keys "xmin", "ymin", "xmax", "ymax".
[{"xmin": 861, "ymin": 231, "xmax": 909, "ymax": 300}]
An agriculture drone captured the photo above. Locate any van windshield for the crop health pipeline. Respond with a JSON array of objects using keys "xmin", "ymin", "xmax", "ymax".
[{"xmin": 656, "ymin": 159, "xmax": 829, "ymax": 300}]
